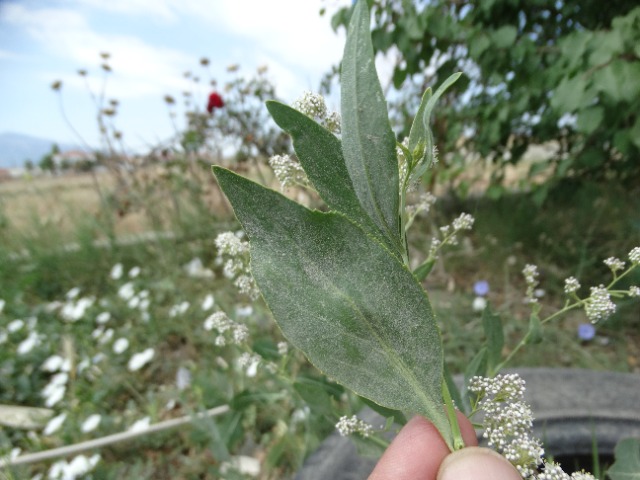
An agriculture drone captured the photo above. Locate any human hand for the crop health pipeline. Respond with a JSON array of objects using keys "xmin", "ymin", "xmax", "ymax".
[{"xmin": 369, "ymin": 414, "xmax": 522, "ymax": 480}]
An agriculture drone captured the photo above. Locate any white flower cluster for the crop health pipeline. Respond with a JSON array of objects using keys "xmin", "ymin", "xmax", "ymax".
[
  {"xmin": 215, "ymin": 232, "xmax": 259, "ymax": 300},
  {"xmin": 237, "ymin": 352, "xmax": 263, "ymax": 377},
  {"xmin": 335, "ymin": 415, "xmax": 374, "ymax": 438},
  {"xmin": 563, "ymin": 277, "xmax": 580, "ymax": 294},
  {"xmin": 406, "ymin": 192, "xmax": 437, "ymax": 219},
  {"xmin": 629, "ymin": 246, "xmax": 640, "ymax": 264},
  {"xmin": 268, "ymin": 154, "xmax": 309, "ymax": 190},
  {"xmin": 603, "ymin": 256, "xmax": 625, "ymax": 272},
  {"xmin": 629, "ymin": 286, "xmax": 640, "ymax": 297},
  {"xmin": 203, "ymin": 311, "xmax": 249, "ymax": 346},
  {"xmin": 522, "ymin": 264, "xmax": 540, "ymax": 304},
  {"xmin": 293, "ymin": 91, "xmax": 341, "ymax": 134},
  {"xmin": 428, "ymin": 212, "xmax": 475, "ymax": 259},
  {"xmin": 470, "ymin": 374, "xmax": 596, "ymax": 480},
  {"xmin": 584, "ymin": 285, "xmax": 616, "ymax": 323}
]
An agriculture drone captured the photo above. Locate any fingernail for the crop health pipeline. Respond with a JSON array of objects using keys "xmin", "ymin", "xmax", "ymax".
[{"xmin": 437, "ymin": 447, "xmax": 522, "ymax": 480}]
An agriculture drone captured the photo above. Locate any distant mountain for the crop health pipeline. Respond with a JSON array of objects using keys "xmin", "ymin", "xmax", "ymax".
[{"xmin": 0, "ymin": 132, "xmax": 79, "ymax": 169}]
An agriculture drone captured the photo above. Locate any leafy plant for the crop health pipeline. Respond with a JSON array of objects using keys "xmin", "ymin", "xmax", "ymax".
[
  {"xmin": 214, "ymin": 1, "xmax": 640, "ymax": 476},
  {"xmin": 327, "ymin": 1, "xmax": 640, "ymax": 200}
]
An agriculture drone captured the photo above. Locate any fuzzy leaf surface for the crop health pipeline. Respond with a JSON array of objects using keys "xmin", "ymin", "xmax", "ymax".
[
  {"xmin": 266, "ymin": 101, "xmax": 401, "ymax": 258},
  {"xmin": 341, "ymin": 0, "xmax": 400, "ymax": 250},
  {"xmin": 608, "ymin": 438, "xmax": 640, "ymax": 480},
  {"xmin": 213, "ymin": 166, "xmax": 450, "ymax": 445}
]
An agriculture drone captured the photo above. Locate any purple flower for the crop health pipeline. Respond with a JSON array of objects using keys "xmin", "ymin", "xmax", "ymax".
[
  {"xmin": 473, "ymin": 280, "xmax": 490, "ymax": 297},
  {"xmin": 577, "ymin": 323, "xmax": 596, "ymax": 341}
]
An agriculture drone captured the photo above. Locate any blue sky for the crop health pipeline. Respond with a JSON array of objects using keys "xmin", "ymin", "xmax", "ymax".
[{"xmin": 0, "ymin": 0, "xmax": 351, "ymax": 151}]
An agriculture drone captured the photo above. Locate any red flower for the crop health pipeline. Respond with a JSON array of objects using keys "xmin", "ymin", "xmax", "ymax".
[{"xmin": 207, "ymin": 92, "xmax": 224, "ymax": 113}]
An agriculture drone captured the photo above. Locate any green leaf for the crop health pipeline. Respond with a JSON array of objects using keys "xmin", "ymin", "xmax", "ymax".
[
  {"xmin": 482, "ymin": 307, "xmax": 504, "ymax": 376},
  {"xmin": 593, "ymin": 59, "xmax": 640, "ymax": 103},
  {"xmin": 576, "ymin": 106, "xmax": 604, "ymax": 134},
  {"xmin": 341, "ymin": 0, "xmax": 401, "ymax": 251},
  {"xmin": 491, "ymin": 26, "xmax": 517, "ymax": 49},
  {"xmin": 266, "ymin": 101, "xmax": 401, "ymax": 258},
  {"xmin": 551, "ymin": 75, "xmax": 591, "ymax": 112},
  {"xmin": 359, "ymin": 396, "xmax": 407, "ymax": 425},
  {"xmin": 413, "ymin": 259, "xmax": 436, "ymax": 281},
  {"xmin": 213, "ymin": 166, "xmax": 451, "ymax": 447},
  {"xmin": 525, "ymin": 313, "xmax": 543, "ymax": 345},
  {"xmin": 408, "ymin": 88, "xmax": 433, "ymax": 154},
  {"xmin": 607, "ymin": 438, "xmax": 640, "ymax": 480}
]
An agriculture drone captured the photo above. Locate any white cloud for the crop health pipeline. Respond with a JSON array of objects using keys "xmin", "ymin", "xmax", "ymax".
[{"xmin": 3, "ymin": 4, "xmax": 193, "ymax": 99}]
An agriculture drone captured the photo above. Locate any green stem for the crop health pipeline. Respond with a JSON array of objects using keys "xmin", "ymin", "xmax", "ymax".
[{"xmin": 442, "ymin": 379, "xmax": 465, "ymax": 451}]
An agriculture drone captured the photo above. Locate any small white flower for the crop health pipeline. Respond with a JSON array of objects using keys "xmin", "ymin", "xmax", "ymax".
[
  {"xmin": 128, "ymin": 416, "xmax": 151, "ymax": 433},
  {"xmin": 268, "ymin": 154, "xmax": 309, "ymax": 190},
  {"xmin": 97, "ymin": 328, "xmax": 114, "ymax": 345},
  {"xmin": 238, "ymin": 352, "xmax": 261, "ymax": 377},
  {"xmin": 128, "ymin": 266, "xmax": 141, "ymax": 278},
  {"xmin": 584, "ymin": 285, "xmax": 616, "ymax": 323},
  {"xmin": 472, "ymin": 296, "xmax": 487, "ymax": 312},
  {"xmin": 66, "ymin": 287, "xmax": 81, "ymax": 300},
  {"xmin": 169, "ymin": 301, "xmax": 190, "ymax": 317},
  {"xmin": 43, "ymin": 412, "xmax": 67, "ymax": 435},
  {"xmin": 183, "ymin": 257, "xmax": 214, "ymax": 278},
  {"xmin": 604, "ymin": 257, "xmax": 625, "ymax": 272},
  {"xmin": 17, "ymin": 331, "xmax": 41, "ymax": 355},
  {"xmin": 110, "ymin": 263, "xmax": 123, "ymax": 280},
  {"xmin": 43, "ymin": 384, "xmax": 66, "ymax": 408},
  {"xmin": 127, "ymin": 295, "xmax": 140, "ymax": 309},
  {"xmin": 335, "ymin": 415, "xmax": 374, "ymax": 438},
  {"xmin": 628, "ymin": 247, "xmax": 640, "ymax": 264},
  {"xmin": 277, "ymin": 342, "xmax": 288, "ymax": 356},
  {"xmin": 7, "ymin": 318, "xmax": 25, "ymax": 332},
  {"xmin": 95, "ymin": 311, "xmax": 111, "ymax": 324},
  {"xmin": 118, "ymin": 282, "xmax": 135, "ymax": 301},
  {"xmin": 42, "ymin": 355, "xmax": 65, "ymax": 372},
  {"xmin": 564, "ymin": 277, "xmax": 580, "ymax": 294},
  {"xmin": 201, "ymin": 294, "xmax": 215, "ymax": 311},
  {"xmin": 629, "ymin": 286, "xmax": 640, "ymax": 297},
  {"xmin": 236, "ymin": 305, "xmax": 253, "ymax": 317},
  {"xmin": 128, "ymin": 348, "xmax": 155, "ymax": 371},
  {"xmin": 452, "ymin": 213, "xmax": 475, "ymax": 231},
  {"xmin": 81, "ymin": 414, "xmax": 101, "ymax": 433},
  {"xmin": 113, "ymin": 338, "xmax": 129, "ymax": 354}
]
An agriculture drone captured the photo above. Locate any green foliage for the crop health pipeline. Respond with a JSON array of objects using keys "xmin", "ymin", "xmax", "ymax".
[
  {"xmin": 214, "ymin": 167, "xmax": 448, "ymax": 442},
  {"xmin": 329, "ymin": 1, "xmax": 640, "ymax": 195},
  {"xmin": 607, "ymin": 438, "xmax": 640, "ymax": 480},
  {"xmin": 214, "ymin": 0, "xmax": 453, "ymax": 448}
]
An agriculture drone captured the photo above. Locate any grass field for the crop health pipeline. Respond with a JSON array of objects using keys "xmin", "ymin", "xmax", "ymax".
[{"xmin": 1, "ymin": 166, "xmax": 639, "ymax": 479}]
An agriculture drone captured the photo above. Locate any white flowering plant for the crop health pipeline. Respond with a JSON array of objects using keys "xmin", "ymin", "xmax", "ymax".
[{"xmin": 213, "ymin": 1, "xmax": 640, "ymax": 478}]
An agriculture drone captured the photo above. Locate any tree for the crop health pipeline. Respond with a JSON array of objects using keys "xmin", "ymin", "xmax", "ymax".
[
  {"xmin": 328, "ymin": 1, "xmax": 640, "ymax": 198},
  {"xmin": 38, "ymin": 144, "xmax": 60, "ymax": 174}
]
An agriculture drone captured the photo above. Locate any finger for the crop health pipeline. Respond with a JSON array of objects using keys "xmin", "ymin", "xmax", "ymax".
[
  {"xmin": 437, "ymin": 447, "xmax": 522, "ymax": 480},
  {"xmin": 368, "ymin": 412, "xmax": 477, "ymax": 480}
]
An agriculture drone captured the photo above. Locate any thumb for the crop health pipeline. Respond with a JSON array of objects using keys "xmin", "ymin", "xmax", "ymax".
[{"xmin": 437, "ymin": 447, "xmax": 522, "ymax": 480}]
